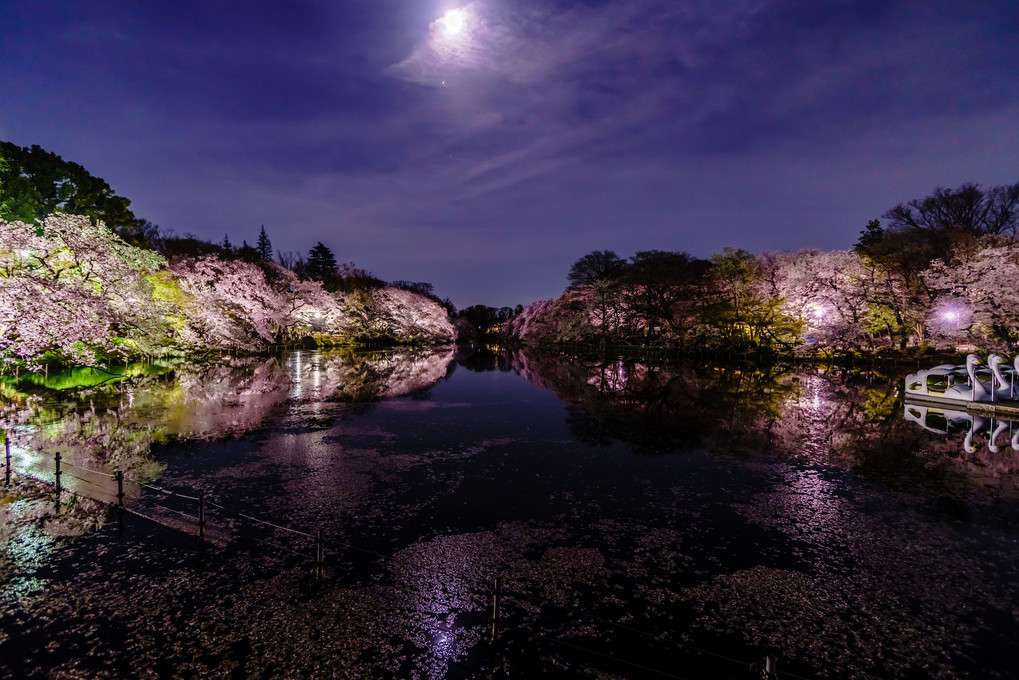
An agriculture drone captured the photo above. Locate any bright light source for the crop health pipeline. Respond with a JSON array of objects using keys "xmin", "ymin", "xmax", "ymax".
[
  {"xmin": 442, "ymin": 9, "xmax": 466, "ymax": 36},
  {"xmin": 944, "ymin": 311, "xmax": 957, "ymax": 321}
]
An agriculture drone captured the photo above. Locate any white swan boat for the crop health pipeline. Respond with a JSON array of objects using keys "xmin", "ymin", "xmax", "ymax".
[{"xmin": 905, "ymin": 353, "xmax": 1019, "ymax": 405}]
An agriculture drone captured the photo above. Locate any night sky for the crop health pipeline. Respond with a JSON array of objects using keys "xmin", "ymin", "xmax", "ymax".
[{"xmin": 2, "ymin": 1, "xmax": 1017, "ymax": 309}]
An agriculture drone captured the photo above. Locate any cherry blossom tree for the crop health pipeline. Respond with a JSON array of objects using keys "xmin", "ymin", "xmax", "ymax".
[
  {"xmin": 169, "ymin": 255, "xmax": 290, "ymax": 350},
  {"xmin": 334, "ymin": 286, "xmax": 456, "ymax": 343},
  {"xmin": 0, "ymin": 215, "xmax": 165, "ymax": 369},
  {"xmin": 764, "ymin": 249, "xmax": 874, "ymax": 353},
  {"xmin": 501, "ymin": 290, "xmax": 604, "ymax": 345},
  {"xmin": 271, "ymin": 265, "xmax": 346, "ymax": 339},
  {"xmin": 501, "ymin": 299, "xmax": 558, "ymax": 344},
  {"xmin": 922, "ymin": 241, "xmax": 1019, "ymax": 349}
]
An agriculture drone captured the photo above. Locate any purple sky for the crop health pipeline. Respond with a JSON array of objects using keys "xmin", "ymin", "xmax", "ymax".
[{"xmin": 2, "ymin": 1, "xmax": 1018, "ymax": 309}]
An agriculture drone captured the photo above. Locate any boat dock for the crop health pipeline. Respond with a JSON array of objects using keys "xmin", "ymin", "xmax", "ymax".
[
  {"xmin": 966, "ymin": 401, "xmax": 1019, "ymax": 418},
  {"xmin": 905, "ymin": 394, "xmax": 1019, "ymax": 418}
]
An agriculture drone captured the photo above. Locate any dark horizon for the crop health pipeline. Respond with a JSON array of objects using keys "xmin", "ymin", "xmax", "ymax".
[{"xmin": 2, "ymin": 0, "xmax": 1017, "ymax": 309}]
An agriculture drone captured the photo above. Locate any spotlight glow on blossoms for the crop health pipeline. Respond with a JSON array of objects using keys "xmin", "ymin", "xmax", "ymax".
[
  {"xmin": 935, "ymin": 303, "xmax": 969, "ymax": 332},
  {"xmin": 441, "ymin": 9, "xmax": 466, "ymax": 36}
]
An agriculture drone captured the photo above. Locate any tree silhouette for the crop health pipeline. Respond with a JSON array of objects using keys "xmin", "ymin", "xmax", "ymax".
[
  {"xmin": 883, "ymin": 182, "xmax": 1019, "ymax": 237},
  {"xmin": 0, "ymin": 140, "xmax": 146, "ymax": 244},
  {"xmin": 306, "ymin": 242, "xmax": 338, "ymax": 287},
  {"xmin": 256, "ymin": 225, "xmax": 272, "ymax": 261},
  {"xmin": 568, "ymin": 250, "xmax": 626, "ymax": 288}
]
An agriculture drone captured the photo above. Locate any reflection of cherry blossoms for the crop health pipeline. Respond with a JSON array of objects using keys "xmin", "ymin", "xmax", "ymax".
[
  {"xmin": 508, "ymin": 347, "xmax": 1019, "ymax": 493},
  {"xmin": 2, "ymin": 349, "xmax": 458, "ymax": 481},
  {"xmin": 317, "ymin": 347, "xmax": 457, "ymax": 402}
]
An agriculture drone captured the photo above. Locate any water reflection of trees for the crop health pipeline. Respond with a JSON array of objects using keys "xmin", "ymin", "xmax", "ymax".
[
  {"xmin": 324, "ymin": 347, "xmax": 456, "ymax": 402},
  {"xmin": 508, "ymin": 348, "xmax": 1019, "ymax": 497},
  {"xmin": 0, "ymin": 348, "xmax": 457, "ymax": 498},
  {"xmin": 510, "ymin": 348, "xmax": 798, "ymax": 454},
  {"xmin": 455, "ymin": 346, "xmax": 514, "ymax": 373}
]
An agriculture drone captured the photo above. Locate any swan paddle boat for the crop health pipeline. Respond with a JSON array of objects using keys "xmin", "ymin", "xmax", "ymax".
[{"xmin": 905, "ymin": 353, "xmax": 1019, "ymax": 405}]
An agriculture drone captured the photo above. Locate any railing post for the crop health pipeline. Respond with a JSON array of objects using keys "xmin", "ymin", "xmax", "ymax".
[
  {"xmin": 116, "ymin": 471, "xmax": 125, "ymax": 507},
  {"xmin": 315, "ymin": 528, "xmax": 324, "ymax": 579},
  {"xmin": 754, "ymin": 654, "xmax": 779, "ymax": 679},
  {"xmin": 197, "ymin": 492, "xmax": 206, "ymax": 540},
  {"xmin": 489, "ymin": 577, "xmax": 502, "ymax": 643},
  {"xmin": 4, "ymin": 439, "xmax": 10, "ymax": 488},
  {"xmin": 54, "ymin": 452, "xmax": 62, "ymax": 496}
]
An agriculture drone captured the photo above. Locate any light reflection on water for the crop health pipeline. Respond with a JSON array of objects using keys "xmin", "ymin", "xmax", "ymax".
[{"xmin": 1, "ymin": 348, "xmax": 1018, "ymax": 678}]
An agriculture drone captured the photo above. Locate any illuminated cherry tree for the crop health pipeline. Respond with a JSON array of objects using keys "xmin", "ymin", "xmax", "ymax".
[
  {"xmin": 0, "ymin": 215, "xmax": 165, "ymax": 368},
  {"xmin": 169, "ymin": 255, "xmax": 290, "ymax": 350},
  {"xmin": 922, "ymin": 241, "xmax": 1019, "ymax": 348},
  {"xmin": 763, "ymin": 249, "xmax": 874, "ymax": 352},
  {"xmin": 502, "ymin": 291, "xmax": 602, "ymax": 345},
  {"xmin": 335, "ymin": 286, "xmax": 456, "ymax": 342},
  {"xmin": 373, "ymin": 287, "xmax": 456, "ymax": 342},
  {"xmin": 272, "ymin": 265, "xmax": 346, "ymax": 339},
  {"xmin": 502, "ymin": 299, "xmax": 558, "ymax": 343}
]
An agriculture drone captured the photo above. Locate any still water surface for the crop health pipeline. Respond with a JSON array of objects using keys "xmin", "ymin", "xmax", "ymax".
[{"xmin": 1, "ymin": 348, "xmax": 1018, "ymax": 679}]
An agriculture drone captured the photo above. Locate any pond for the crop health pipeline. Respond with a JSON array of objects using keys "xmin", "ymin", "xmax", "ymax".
[{"xmin": 1, "ymin": 347, "xmax": 1018, "ymax": 679}]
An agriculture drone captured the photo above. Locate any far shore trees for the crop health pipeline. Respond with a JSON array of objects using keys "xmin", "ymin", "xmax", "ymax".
[
  {"xmin": 624, "ymin": 250, "xmax": 715, "ymax": 340},
  {"xmin": 855, "ymin": 182, "xmax": 1019, "ymax": 348},
  {"xmin": 568, "ymin": 250, "xmax": 626, "ymax": 340},
  {"xmin": 710, "ymin": 247, "xmax": 799, "ymax": 348},
  {"xmin": 4, "ymin": 138, "xmax": 1017, "ymax": 366},
  {"xmin": 507, "ymin": 182, "xmax": 1019, "ymax": 355}
]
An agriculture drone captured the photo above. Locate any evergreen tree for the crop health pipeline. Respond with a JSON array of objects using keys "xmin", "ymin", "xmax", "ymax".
[
  {"xmin": 256, "ymin": 225, "xmax": 272, "ymax": 261},
  {"xmin": 306, "ymin": 242, "xmax": 338, "ymax": 286}
]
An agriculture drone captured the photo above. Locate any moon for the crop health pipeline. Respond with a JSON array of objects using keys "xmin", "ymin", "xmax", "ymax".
[{"xmin": 441, "ymin": 9, "xmax": 466, "ymax": 36}]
